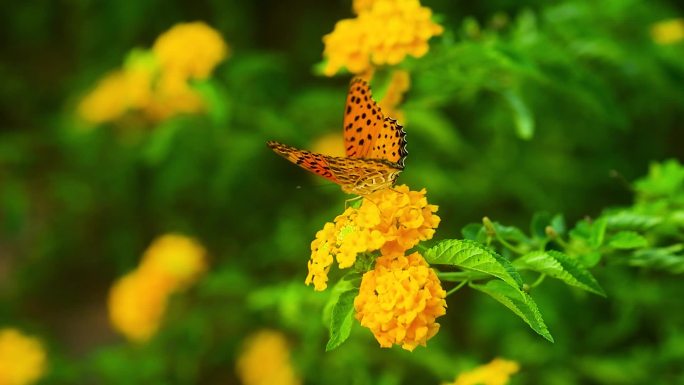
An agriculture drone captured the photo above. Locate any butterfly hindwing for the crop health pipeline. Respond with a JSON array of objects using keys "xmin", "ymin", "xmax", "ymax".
[
  {"xmin": 267, "ymin": 141, "xmax": 402, "ymax": 194},
  {"xmin": 267, "ymin": 141, "xmax": 340, "ymax": 184}
]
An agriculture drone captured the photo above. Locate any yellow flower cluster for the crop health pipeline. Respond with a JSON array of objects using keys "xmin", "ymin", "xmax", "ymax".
[
  {"xmin": 322, "ymin": 0, "xmax": 443, "ymax": 76},
  {"xmin": 0, "ymin": 328, "xmax": 46, "ymax": 385},
  {"xmin": 354, "ymin": 252, "xmax": 446, "ymax": 351},
  {"xmin": 108, "ymin": 234, "xmax": 207, "ymax": 342},
  {"xmin": 306, "ymin": 185, "xmax": 440, "ymax": 291},
  {"xmin": 78, "ymin": 21, "xmax": 228, "ymax": 124},
  {"xmin": 235, "ymin": 330, "xmax": 301, "ymax": 385},
  {"xmin": 650, "ymin": 18, "xmax": 684, "ymax": 45},
  {"xmin": 443, "ymin": 358, "xmax": 520, "ymax": 385}
]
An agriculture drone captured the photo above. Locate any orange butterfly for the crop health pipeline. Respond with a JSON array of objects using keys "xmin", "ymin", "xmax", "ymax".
[{"xmin": 267, "ymin": 78, "xmax": 407, "ymax": 195}]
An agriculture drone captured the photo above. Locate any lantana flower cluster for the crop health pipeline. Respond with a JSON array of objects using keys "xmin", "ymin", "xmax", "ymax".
[
  {"xmin": 108, "ymin": 234, "xmax": 207, "ymax": 342},
  {"xmin": 322, "ymin": 0, "xmax": 443, "ymax": 76},
  {"xmin": 306, "ymin": 185, "xmax": 445, "ymax": 350},
  {"xmin": 0, "ymin": 328, "xmax": 46, "ymax": 385},
  {"xmin": 78, "ymin": 21, "xmax": 228, "ymax": 124}
]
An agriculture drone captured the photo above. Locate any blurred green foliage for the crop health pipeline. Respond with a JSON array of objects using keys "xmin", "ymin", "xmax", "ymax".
[{"xmin": 1, "ymin": 0, "xmax": 684, "ymax": 384}]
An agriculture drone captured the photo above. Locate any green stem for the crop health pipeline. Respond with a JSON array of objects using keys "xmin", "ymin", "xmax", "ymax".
[
  {"xmin": 495, "ymin": 235, "xmax": 527, "ymax": 255},
  {"xmin": 529, "ymin": 273, "xmax": 546, "ymax": 289},
  {"xmin": 446, "ymin": 280, "xmax": 468, "ymax": 296}
]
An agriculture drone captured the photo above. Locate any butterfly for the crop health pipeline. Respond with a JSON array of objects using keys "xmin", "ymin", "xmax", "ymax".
[{"xmin": 267, "ymin": 78, "xmax": 407, "ymax": 195}]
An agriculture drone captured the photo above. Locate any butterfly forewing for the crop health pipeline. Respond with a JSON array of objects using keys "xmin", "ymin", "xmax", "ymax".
[
  {"xmin": 342, "ymin": 79, "xmax": 407, "ymax": 168},
  {"xmin": 343, "ymin": 78, "xmax": 385, "ymax": 159}
]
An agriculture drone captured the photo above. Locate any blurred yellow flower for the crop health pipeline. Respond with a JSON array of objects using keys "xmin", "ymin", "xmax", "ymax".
[
  {"xmin": 378, "ymin": 70, "xmax": 410, "ymax": 123},
  {"xmin": 323, "ymin": 0, "xmax": 443, "ymax": 76},
  {"xmin": 144, "ymin": 72, "xmax": 205, "ymax": 121},
  {"xmin": 354, "ymin": 252, "xmax": 446, "ymax": 351},
  {"xmin": 108, "ymin": 233, "xmax": 207, "ymax": 342},
  {"xmin": 650, "ymin": 18, "xmax": 684, "ymax": 45},
  {"xmin": 108, "ymin": 269, "xmax": 170, "ymax": 343},
  {"xmin": 236, "ymin": 330, "xmax": 301, "ymax": 385},
  {"xmin": 78, "ymin": 22, "xmax": 227, "ymax": 125},
  {"xmin": 306, "ymin": 185, "xmax": 439, "ymax": 291},
  {"xmin": 153, "ymin": 21, "xmax": 229, "ymax": 80},
  {"xmin": 77, "ymin": 66, "xmax": 153, "ymax": 124},
  {"xmin": 139, "ymin": 233, "xmax": 207, "ymax": 291},
  {"xmin": 443, "ymin": 358, "xmax": 520, "ymax": 385},
  {"xmin": 310, "ymin": 133, "xmax": 346, "ymax": 157},
  {"xmin": 0, "ymin": 328, "xmax": 47, "ymax": 385},
  {"xmin": 352, "ymin": 0, "xmax": 375, "ymax": 14}
]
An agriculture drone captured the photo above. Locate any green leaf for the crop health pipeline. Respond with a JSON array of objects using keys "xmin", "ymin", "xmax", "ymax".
[
  {"xmin": 578, "ymin": 251, "xmax": 602, "ymax": 268},
  {"xmin": 571, "ymin": 218, "xmax": 608, "ymax": 248},
  {"xmin": 502, "ymin": 89, "xmax": 534, "ymax": 140},
  {"xmin": 531, "ymin": 212, "xmax": 553, "ymax": 239},
  {"xmin": 603, "ymin": 210, "xmax": 661, "ymax": 231},
  {"xmin": 425, "ymin": 239, "xmax": 523, "ymax": 289},
  {"xmin": 514, "ymin": 250, "xmax": 606, "ymax": 296},
  {"xmin": 589, "ymin": 218, "xmax": 608, "ymax": 248},
  {"xmin": 608, "ymin": 231, "xmax": 648, "ymax": 249},
  {"xmin": 326, "ymin": 289, "xmax": 358, "ymax": 351},
  {"xmin": 471, "ymin": 280, "xmax": 553, "ymax": 342},
  {"xmin": 492, "ymin": 222, "xmax": 530, "ymax": 244},
  {"xmin": 461, "ymin": 223, "xmax": 486, "ymax": 242},
  {"xmin": 550, "ymin": 214, "xmax": 566, "ymax": 235},
  {"xmin": 629, "ymin": 245, "xmax": 684, "ymax": 274}
]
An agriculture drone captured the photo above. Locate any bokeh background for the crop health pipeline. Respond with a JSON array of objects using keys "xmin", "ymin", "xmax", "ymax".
[{"xmin": 1, "ymin": 0, "xmax": 684, "ymax": 384}]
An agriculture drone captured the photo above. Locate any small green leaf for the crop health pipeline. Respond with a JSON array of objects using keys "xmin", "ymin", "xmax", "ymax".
[
  {"xmin": 461, "ymin": 223, "xmax": 486, "ymax": 242},
  {"xmin": 492, "ymin": 222, "xmax": 529, "ymax": 244},
  {"xmin": 502, "ymin": 89, "xmax": 534, "ymax": 140},
  {"xmin": 471, "ymin": 280, "xmax": 553, "ymax": 342},
  {"xmin": 531, "ymin": 212, "xmax": 552, "ymax": 239},
  {"xmin": 589, "ymin": 218, "xmax": 608, "ymax": 248},
  {"xmin": 514, "ymin": 250, "xmax": 606, "ymax": 296},
  {"xmin": 425, "ymin": 239, "xmax": 523, "ymax": 289},
  {"xmin": 608, "ymin": 231, "xmax": 648, "ymax": 249},
  {"xmin": 579, "ymin": 251, "xmax": 602, "ymax": 268},
  {"xmin": 325, "ymin": 289, "xmax": 358, "ymax": 351},
  {"xmin": 550, "ymin": 214, "xmax": 566, "ymax": 235}
]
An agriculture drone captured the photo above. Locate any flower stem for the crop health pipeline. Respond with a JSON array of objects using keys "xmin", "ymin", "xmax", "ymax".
[{"xmin": 446, "ymin": 280, "xmax": 468, "ymax": 296}]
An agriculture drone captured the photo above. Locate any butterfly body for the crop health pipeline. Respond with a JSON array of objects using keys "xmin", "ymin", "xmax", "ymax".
[{"xmin": 268, "ymin": 78, "xmax": 407, "ymax": 195}]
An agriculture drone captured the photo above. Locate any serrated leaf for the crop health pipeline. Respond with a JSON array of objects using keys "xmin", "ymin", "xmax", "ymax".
[
  {"xmin": 471, "ymin": 280, "xmax": 553, "ymax": 342},
  {"xmin": 608, "ymin": 231, "xmax": 648, "ymax": 249},
  {"xmin": 514, "ymin": 250, "xmax": 605, "ymax": 296},
  {"xmin": 603, "ymin": 210, "xmax": 661, "ymax": 231},
  {"xmin": 425, "ymin": 239, "xmax": 523, "ymax": 289},
  {"xmin": 326, "ymin": 289, "xmax": 358, "ymax": 351}
]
